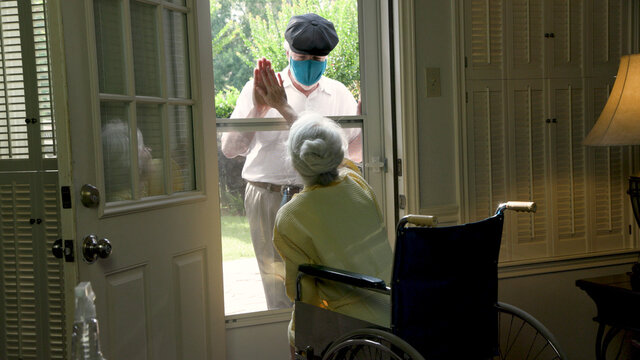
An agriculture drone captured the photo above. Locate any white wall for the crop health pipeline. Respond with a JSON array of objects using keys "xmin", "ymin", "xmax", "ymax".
[
  {"xmin": 414, "ymin": 0, "xmax": 458, "ymax": 211},
  {"xmin": 226, "ymin": 319, "xmax": 289, "ymax": 359},
  {"xmin": 499, "ymin": 263, "xmax": 634, "ymax": 359}
]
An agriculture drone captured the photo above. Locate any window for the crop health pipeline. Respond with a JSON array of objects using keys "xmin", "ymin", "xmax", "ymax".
[{"xmin": 92, "ymin": 0, "xmax": 197, "ymax": 205}]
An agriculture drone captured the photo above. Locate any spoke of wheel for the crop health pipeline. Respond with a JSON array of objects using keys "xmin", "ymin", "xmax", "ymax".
[
  {"xmin": 524, "ymin": 331, "xmax": 540, "ymax": 359},
  {"xmin": 504, "ymin": 318, "xmax": 526, "ymax": 358},
  {"xmin": 530, "ymin": 339, "xmax": 552, "ymax": 360}
]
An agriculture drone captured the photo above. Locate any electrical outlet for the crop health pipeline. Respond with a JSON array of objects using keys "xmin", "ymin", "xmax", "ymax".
[{"xmin": 425, "ymin": 67, "xmax": 441, "ymax": 97}]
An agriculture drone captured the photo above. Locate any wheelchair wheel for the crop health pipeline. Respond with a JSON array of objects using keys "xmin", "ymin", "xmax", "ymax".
[
  {"xmin": 496, "ymin": 302, "xmax": 567, "ymax": 359},
  {"xmin": 322, "ymin": 328, "xmax": 425, "ymax": 360}
]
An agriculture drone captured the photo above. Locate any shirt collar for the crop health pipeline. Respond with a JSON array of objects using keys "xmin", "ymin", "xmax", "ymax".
[{"xmin": 281, "ymin": 66, "xmax": 333, "ymax": 96}]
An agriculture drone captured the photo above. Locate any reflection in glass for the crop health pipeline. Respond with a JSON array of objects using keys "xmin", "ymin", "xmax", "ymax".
[
  {"xmin": 131, "ymin": 1, "xmax": 160, "ymax": 97},
  {"xmin": 164, "ymin": 10, "xmax": 190, "ymax": 99},
  {"xmin": 168, "ymin": 105, "xmax": 194, "ymax": 192},
  {"xmin": 136, "ymin": 104, "xmax": 164, "ymax": 196},
  {"xmin": 101, "ymin": 102, "xmax": 132, "ymax": 202},
  {"xmin": 93, "ymin": 0, "xmax": 126, "ymax": 94}
]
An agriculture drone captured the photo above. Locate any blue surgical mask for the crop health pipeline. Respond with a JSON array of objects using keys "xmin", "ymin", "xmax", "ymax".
[{"xmin": 289, "ymin": 58, "xmax": 327, "ymax": 86}]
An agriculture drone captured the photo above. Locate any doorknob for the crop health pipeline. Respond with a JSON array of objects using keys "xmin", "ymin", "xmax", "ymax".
[{"xmin": 82, "ymin": 235, "xmax": 112, "ymax": 263}]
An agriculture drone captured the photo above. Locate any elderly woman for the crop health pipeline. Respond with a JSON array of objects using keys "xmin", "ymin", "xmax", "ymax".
[
  {"xmin": 273, "ymin": 112, "xmax": 393, "ymax": 348},
  {"xmin": 254, "ymin": 58, "xmax": 392, "ymax": 352}
]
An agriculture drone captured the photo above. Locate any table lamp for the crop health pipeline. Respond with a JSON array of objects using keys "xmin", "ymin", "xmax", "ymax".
[{"xmin": 583, "ymin": 54, "xmax": 640, "ymax": 231}]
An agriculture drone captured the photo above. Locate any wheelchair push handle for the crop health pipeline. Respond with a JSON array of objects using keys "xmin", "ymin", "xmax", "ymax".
[
  {"xmin": 404, "ymin": 215, "xmax": 438, "ymax": 227},
  {"xmin": 396, "ymin": 215, "xmax": 438, "ymax": 231},
  {"xmin": 495, "ymin": 201, "xmax": 536, "ymax": 215}
]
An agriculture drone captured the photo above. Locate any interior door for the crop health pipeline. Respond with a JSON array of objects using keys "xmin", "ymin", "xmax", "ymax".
[{"xmin": 53, "ymin": 0, "xmax": 225, "ymax": 358}]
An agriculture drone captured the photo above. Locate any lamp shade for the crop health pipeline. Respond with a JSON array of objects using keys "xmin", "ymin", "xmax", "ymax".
[{"xmin": 583, "ymin": 54, "xmax": 640, "ymax": 146}]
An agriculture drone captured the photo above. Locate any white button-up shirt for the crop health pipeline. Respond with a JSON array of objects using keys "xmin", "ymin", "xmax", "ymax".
[{"xmin": 225, "ymin": 68, "xmax": 358, "ymax": 185}]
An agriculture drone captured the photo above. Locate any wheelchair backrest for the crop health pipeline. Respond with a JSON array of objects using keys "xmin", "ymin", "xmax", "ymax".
[{"xmin": 391, "ymin": 214, "xmax": 504, "ymax": 359}]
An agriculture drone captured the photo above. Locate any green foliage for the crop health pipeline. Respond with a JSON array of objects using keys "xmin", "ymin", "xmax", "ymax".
[
  {"xmin": 220, "ymin": 215, "xmax": 254, "ymax": 260},
  {"xmin": 210, "ymin": 0, "xmax": 360, "ymax": 108},
  {"xmin": 214, "ymin": 85, "xmax": 241, "ymax": 118}
]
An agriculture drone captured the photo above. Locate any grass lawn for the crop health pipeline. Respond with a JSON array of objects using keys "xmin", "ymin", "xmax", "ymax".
[{"xmin": 221, "ymin": 215, "xmax": 255, "ymax": 261}]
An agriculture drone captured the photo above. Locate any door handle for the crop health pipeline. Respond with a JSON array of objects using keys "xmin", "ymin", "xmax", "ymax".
[{"xmin": 82, "ymin": 235, "xmax": 112, "ymax": 264}]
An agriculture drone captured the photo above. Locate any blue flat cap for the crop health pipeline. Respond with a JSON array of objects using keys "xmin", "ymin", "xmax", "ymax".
[{"xmin": 285, "ymin": 13, "xmax": 339, "ymax": 56}]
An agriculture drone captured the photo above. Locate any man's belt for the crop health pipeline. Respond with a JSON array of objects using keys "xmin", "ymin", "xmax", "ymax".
[{"xmin": 249, "ymin": 181, "xmax": 303, "ymax": 195}]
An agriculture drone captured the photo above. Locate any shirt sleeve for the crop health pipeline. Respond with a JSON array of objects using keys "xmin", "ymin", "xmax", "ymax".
[{"xmin": 273, "ymin": 220, "xmax": 320, "ymax": 304}]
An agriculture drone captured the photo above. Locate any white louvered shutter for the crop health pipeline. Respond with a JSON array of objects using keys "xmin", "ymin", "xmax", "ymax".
[
  {"xmin": 590, "ymin": 0, "xmax": 628, "ymax": 78},
  {"xmin": 1, "ymin": 176, "xmax": 35, "ymax": 358},
  {"xmin": 0, "ymin": 173, "xmax": 64, "ymax": 360},
  {"xmin": 508, "ymin": 79, "xmax": 551, "ymax": 260},
  {"xmin": 549, "ymin": 79, "xmax": 588, "ymax": 255},
  {"xmin": 467, "ymin": 80, "xmax": 509, "ymax": 223},
  {"xmin": 546, "ymin": 0, "xmax": 584, "ymax": 78},
  {"xmin": 464, "ymin": 0, "xmax": 631, "ymax": 263},
  {"xmin": 0, "ymin": 1, "xmax": 64, "ymax": 359},
  {"xmin": 32, "ymin": 1, "xmax": 55, "ymax": 160},
  {"xmin": 0, "ymin": 2, "xmax": 29, "ymax": 162},
  {"xmin": 506, "ymin": 0, "xmax": 545, "ymax": 79},
  {"xmin": 464, "ymin": 0, "xmax": 505, "ymax": 80}
]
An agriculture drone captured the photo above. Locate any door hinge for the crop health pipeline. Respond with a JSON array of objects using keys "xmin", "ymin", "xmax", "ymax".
[
  {"xmin": 464, "ymin": 56, "xmax": 468, "ymax": 68},
  {"xmin": 395, "ymin": 158, "xmax": 403, "ymax": 177},
  {"xmin": 398, "ymin": 194, "xmax": 407, "ymax": 210},
  {"xmin": 465, "ymin": 92, "xmax": 468, "ymax": 103}
]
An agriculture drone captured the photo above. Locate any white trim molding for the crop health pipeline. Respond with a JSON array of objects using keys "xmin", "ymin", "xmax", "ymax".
[{"xmin": 395, "ymin": 0, "xmax": 420, "ymax": 215}]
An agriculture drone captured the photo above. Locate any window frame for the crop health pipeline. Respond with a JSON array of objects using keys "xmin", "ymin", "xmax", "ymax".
[{"xmin": 85, "ymin": 0, "xmax": 207, "ymax": 218}]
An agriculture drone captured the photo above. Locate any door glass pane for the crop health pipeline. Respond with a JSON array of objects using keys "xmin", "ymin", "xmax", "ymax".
[
  {"xmin": 164, "ymin": 10, "xmax": 190, "ymax": 99},
  {"xmin": 219, "ymin": 123, "xmax": 362, "ymax": 315},
  {"xmin": 136, "ymin": 103, "xmax": 164, "ymax": 197},
  {"xmin": 101, "ymin": 102, "xmax": 133, "ymax": 202},
  {"xmin": 168, "ymin": 105, "xmax": 194, "ymax": 192},
  {"xmin": 94, "ymin": 0, "xmax": 126, "ymax": 94},
  {"xmin": 213, "ymin": 0, "xmax": 361, "ymax": 316},
  {"xmin": 131, "ymin": 1, "xmax": 160, "ymax": 97}
]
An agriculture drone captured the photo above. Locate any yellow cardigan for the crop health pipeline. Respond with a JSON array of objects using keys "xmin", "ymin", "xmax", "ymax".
[{"xmin": 273, "ymin": 164, "xmax": 392, "ymax": 344}]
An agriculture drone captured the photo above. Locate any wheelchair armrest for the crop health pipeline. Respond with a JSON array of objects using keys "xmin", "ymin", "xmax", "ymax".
[{"xmin": 296, "ymin": 264, "xmax": 390, "ymax": 301}]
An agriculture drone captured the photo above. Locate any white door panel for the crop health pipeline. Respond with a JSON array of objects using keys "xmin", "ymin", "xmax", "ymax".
[{"xmin": 55, "ymin": 0, "xmax": 225, "ymax": 358}]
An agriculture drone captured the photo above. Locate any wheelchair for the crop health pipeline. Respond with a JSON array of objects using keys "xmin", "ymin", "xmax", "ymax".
[{"xmin": 294, "ymin": 201, "xmax": 567, "ymax": 359}]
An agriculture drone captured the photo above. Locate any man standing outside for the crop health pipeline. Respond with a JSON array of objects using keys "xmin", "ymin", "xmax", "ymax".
[{"xmin": 221, "ymin": 13, "xmax": 359, "ymax": 310}]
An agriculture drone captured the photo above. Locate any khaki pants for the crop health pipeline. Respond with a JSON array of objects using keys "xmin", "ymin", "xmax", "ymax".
[{"xmin": 244, "ymin": 182, "xmax": 292, "ymax": 310}]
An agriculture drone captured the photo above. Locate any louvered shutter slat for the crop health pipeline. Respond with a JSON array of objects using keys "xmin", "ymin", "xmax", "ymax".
[
  {"xmin": 468, "ymin": 81, "xmax": 508, "ymax": 221},
  {"xmin": 508, "ymin": 0, "xmax": 544, "ymax": 78},
  {"xmin": 466, "ymin": 0, "xmax": 504, "ymax": 80},
  {"xmin": 511, "ymin": 81, "xmax": 549, "ymax": 260},
  {"xmin": 552, "ymin": 82, "xmax": 587, "ymax": 254}
]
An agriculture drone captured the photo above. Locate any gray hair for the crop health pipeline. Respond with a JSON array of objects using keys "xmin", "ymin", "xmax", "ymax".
[{"xmin": 288, "ymin": 112, "xmax": 347, "ymax": 186}]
